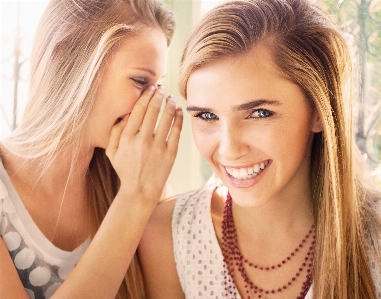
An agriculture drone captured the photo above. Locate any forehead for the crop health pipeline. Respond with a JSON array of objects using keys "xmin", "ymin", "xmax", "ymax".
[
  {"xmin": 186, "ymin": 45, "xmax": 304, "ymax": 109},
  {"xmin": 106, "ymin": 28, "xmax": 168, "ymax": 75}
]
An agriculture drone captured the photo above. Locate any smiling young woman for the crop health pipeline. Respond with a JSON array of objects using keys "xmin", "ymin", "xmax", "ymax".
[
  {"xmin": 0, "ymin": 1, "xmax": 182, "ymax": 299},
  {"xmin": 186, "ymin": 44, "xmax": 323, "ymax": 209},
  {"xmin": 138, "ymin": 0, "xmax": 381, "ymax": 298}
]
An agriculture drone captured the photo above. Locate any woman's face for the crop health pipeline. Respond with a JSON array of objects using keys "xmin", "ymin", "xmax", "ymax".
[
  {"xmin": 186, "ymin": 45, "xmax": 322, "ymax": 207},
  {"xmin": 86, "ymin": 28, "xmax": 168, "ymax": 149}
]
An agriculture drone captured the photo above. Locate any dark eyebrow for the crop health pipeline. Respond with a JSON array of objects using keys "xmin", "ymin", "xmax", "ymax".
[
  {"xmin": 187, "ymin": 100, "xmax": 281, "ymax": 113},
  {"xmin": 232, "ymin": 100, "xmax": 281, "ymax": 111},
  {"xmin": 186, "ymin": 106, "xmax": 214, "ymax": 112}
]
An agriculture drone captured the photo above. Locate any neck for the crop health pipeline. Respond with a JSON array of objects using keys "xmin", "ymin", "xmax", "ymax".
[
  {"xmin": 235, "ymin": 197, "xmax": 313, "ymax": 239},
  {"xmin": 1, "ymin": 144, "xmax": 94, "ymax": 205},
  {"xmin": 1, "ymin": 143, "xmax": 95, "ymax": 249},
  {"xmin": 220, "ymin": 182, "xmax": 314, "ymax": 243}
]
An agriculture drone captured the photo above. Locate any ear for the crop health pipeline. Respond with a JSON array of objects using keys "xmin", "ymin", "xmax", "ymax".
[{"xmin": 311, "ymin": 109, "xmax": 323, "ymax": 133}]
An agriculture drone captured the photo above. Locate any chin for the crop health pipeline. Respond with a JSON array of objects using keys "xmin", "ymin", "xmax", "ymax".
[{"xmin": 227, "ymin": 189, "xmax": 272, "ymax": 208}]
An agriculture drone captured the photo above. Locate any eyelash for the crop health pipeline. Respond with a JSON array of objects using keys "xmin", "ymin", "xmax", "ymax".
[
  {"xmin": 132, "ymin": 78, "xmax": 147, "ymax": 86},
  {"xmin": 250, "ymin": 109, "xmax": 274, "ymax": 118},
  {"xmin": 132, "ymin": 78, "xmax": 164, "ymax": 89},
  {"xmin": 194, "ymin": 111, "xmax": 218, "ymax": 121},
  {"xmin": 193, "ymin": 108, "xmax": 274, "ymax": 121}
]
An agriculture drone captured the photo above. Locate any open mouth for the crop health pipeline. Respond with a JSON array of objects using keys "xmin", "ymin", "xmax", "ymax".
[{"xmin": 225, "ymin": 160, "xmax": 271, "ymax": 180}]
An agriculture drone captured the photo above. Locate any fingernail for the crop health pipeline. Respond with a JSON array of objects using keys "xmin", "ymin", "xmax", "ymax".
[
  {"xmin": 147, "ymin": 85, "xmax": 155, "ymax": 93},
  {"xmin": 176, "ymin": 107, "xmax": 183, "ymax": 115}
]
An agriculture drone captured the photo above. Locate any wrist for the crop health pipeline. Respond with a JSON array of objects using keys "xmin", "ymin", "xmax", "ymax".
[{"xmin": 114, "ymin": 186, "xmax": 159, "ymax": 212}]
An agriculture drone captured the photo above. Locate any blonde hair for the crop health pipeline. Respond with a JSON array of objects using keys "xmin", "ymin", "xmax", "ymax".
[
  {"xmin": 3, "ymin": 0, "xmax": 174, "ymax": 298},
  {"xmin": 179, "ymin": 0, "xmax": 381, "ymax": 298}
]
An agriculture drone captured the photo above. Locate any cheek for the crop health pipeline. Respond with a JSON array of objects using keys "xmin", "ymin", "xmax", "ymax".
[
  {"xmin": 110, "ymin": 86, "xmax": 143, "ymax": 114},
  {"xmin": 232, "ymin": 122, "xmax": 273, "ymax": 151},
  {"xmin": 276, "ymin": 117, "xmax": 314, "ymax": 168},
  {"xmin": 124, "ymin": 89, "xmax": 142, "ymax": 111}
]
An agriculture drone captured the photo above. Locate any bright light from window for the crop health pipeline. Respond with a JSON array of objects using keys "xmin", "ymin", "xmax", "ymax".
[
  {"xmin": 200, "ymin": 0, "xmax": 229, "ymax": 16},
  {"xmin": 1, "ymin": 0, "xmax": 49, "ymax": 139}
]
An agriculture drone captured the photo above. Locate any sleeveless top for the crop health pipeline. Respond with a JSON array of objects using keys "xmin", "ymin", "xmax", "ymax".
[
  {"xmin": 172, "ymin": 184, "xmax": 381, "ymax": 299},
  {"xmin": 0, "ymin": 159, "xmax": 90, "ymax": 299}
]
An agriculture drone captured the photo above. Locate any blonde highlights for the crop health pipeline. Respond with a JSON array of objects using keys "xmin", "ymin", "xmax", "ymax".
[
  {"xmin": 3, "ymin": 0, "xmax": 175, "ymax": 298},
  {"xmin": 179, "ymin": 0, "xmax": 381, "ymax": 298},
  {"xmin": 5, "ymin": 0, "xmax": 174, "ymax": 161}
]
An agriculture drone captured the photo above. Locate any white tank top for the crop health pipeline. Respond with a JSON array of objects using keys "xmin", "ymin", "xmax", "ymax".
[{"xmin": 0, "ymin": 159, "xmax": 90, "ymax": 299}]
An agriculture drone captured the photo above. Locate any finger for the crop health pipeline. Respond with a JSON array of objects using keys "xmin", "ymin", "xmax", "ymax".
[
  {"xmin": 139, "ymin": 86, "xmax": 166, "ymax": 137},
  {"xmin": 105, "ymin": 114, "xmax": 129, "ymax": 159},
  {"xmin": 166, "ymin": 107, "xmax": 183, "ymax": 152},
  {"xmin": 124, "ymin": 85, "xmax": 156, "ymax": 136},
  {"xmin": 154, "ymin": 95, "xmax": 177, "ymax": 143}
]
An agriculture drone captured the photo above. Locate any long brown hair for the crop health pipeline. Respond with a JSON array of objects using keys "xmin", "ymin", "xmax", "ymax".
[
  {"xmin": 179, "ymin": 0, "xmax": 381, "ymax": 298},
  {"xmin": 3, "ymin": 0, "xmax": 175, "ymax": 298}
]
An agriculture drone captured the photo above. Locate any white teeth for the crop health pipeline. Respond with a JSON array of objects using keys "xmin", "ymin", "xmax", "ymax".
[
  {"xmin": 226, "ymin": 160, "xmax": 269, "ymax": 180},
  {"xmin": 239, "ymin": 168, "xmax": 248, "ymax": 180}
]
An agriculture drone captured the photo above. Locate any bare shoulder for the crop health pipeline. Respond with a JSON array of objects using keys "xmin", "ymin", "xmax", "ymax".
[
  {"xmin": 145, "ymin": 196, "xmax": 176, "ymax": 237},
  {"xmin": 138, "ymin": 196, "xmax": 184, "ymax": 299},
  {"xmin": 139, "ymin": 195, "xmax": 177, "ymax": 254}
]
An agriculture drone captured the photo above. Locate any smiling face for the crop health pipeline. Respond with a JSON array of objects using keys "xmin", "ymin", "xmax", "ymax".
[
  {"xmin": 187, "ymin": 44, "xmax": 322, "ymax": 207},
  {"xmin": 85, "ymin": 27, "xmax": 168, "ymax": 149}
]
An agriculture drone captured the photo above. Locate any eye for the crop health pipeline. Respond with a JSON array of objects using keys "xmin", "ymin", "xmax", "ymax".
[
  {"xmin": 194, "ymin": 112, "xmax": 218, "ymax": 120},
  {"xmin": 250, "ymin": 109, "xmax": 273, "ymax": 118},
  {"xmin": 132, "ymin": 78, "xmax": 147, "ymax": 86}
]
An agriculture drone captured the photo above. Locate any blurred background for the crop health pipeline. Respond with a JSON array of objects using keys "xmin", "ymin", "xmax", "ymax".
[{"xmin": 1, "ymin": 0, "xmax": 380, "ymax": 195}]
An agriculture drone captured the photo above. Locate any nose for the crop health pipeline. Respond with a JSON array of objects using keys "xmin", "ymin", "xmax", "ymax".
[{"xmin": 218, "ymin": 123, "xmax": 249, "ymax": 161}]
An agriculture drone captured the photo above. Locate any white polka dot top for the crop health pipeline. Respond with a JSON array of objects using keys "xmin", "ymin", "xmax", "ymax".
[
  {"xmin": 0, "ymin": 159, "xmax": 90, "ymax": 299},
  {"xmin": 172, "ymin": 184, "xmax": 314, "ymax": 299}
]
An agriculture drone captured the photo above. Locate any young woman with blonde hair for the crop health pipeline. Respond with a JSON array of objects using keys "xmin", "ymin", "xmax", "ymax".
[
  {"xmin": 139, "ymin": 0, "xmax": 381, "ymax": 298},
  {"xmin": 0, "ymin": 0, "xmax": 182, "ymax": 298}
]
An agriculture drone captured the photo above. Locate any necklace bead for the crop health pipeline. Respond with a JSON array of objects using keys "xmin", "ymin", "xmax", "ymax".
[{"xmin": 221, "ymin": 192, "xmax": 315, "ymax": 299}]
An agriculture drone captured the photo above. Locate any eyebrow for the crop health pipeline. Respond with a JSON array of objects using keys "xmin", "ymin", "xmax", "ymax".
[
  {"xmin": 232, "ymin": 99, "xmax": 281, "ymax": 111},
  {"xmin": 186, "ymin": 99, "xmax": 282, "ymax": 112},
  {"xmin": 131, "ymin": 67, "xmax": 157, "ymax": 77}
]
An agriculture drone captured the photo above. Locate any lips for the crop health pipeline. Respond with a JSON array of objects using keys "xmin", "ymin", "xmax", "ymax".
[
  {"xmin": 225, "ymin": 160, "xmax": 270, "ymax": 180},
  {"xmin": 222, "ymin": 160, "xmax": 271, "ymax": 188}
]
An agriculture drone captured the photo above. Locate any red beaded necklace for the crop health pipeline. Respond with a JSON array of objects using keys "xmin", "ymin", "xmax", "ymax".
[{"xmin": 221, "ymin": 192, "xmax": 315, "ymax": 299}]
